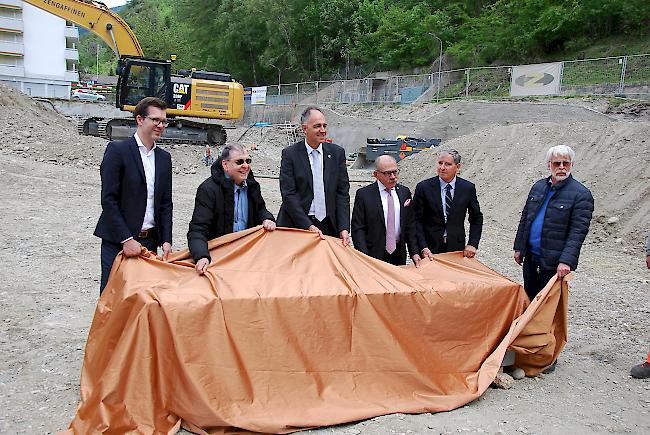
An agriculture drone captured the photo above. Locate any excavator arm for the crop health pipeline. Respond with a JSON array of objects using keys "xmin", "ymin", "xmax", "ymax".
[{"xmin": 23, "ymin": 0, "xmax": 143, "ymax": 57}]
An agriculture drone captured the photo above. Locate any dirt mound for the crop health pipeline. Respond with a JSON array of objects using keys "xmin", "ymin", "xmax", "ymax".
[
  {"xmin": 398, "ymin": 120, "xmax": 650, "ymax": 246},
  {"xmin": 0, "ymin": 84, "xmax": 287, "ymax": 176},
  {"xmin": 0, "ymin": 83, "xmax": 107, "ymax": 168}
]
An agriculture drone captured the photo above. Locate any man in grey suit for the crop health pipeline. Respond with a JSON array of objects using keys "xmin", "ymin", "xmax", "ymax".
[{"xmin": 277, "ymin": 106, "xmax": 350, "ymax": 244}]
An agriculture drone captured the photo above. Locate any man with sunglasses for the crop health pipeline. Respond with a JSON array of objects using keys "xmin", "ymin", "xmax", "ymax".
[
  {"xmin": 351, "ymin": 155, "xmax": 419, "ymax": 266},
  {"xmin": 94, "ymin": 97, "xmax": 173, "ymax": 293},
  {"xmin": 187, "ymin": 144, "xmax": 275, "ymax": 275},
  {"xmin": 514, "ymin": 145, "xmax": 594, "ymax": 302}
]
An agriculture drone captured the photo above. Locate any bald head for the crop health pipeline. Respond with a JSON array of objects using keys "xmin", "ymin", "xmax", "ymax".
[
  {"xmin": 373, "ymin": 154, "xmax": 399, "ymax": 189},
  {"xmin": 375, "ymin": 154, "xmax": 397, "ymax": 170}
]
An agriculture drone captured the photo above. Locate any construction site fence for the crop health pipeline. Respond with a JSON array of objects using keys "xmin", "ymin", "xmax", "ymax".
[{"xmin": 254, "ymin": 53, "xmax": 650, "ymax": 107}]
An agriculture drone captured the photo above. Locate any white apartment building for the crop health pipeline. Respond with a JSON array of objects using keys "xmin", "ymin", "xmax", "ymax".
[{"xmin": 0, "ymin": 0, "xmax": 79, "ymax": 98}]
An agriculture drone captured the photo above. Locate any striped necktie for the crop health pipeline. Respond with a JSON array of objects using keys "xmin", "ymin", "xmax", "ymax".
[{"xmin": 444, "ymin": 183, "xmax": 453, "ymax": 223}]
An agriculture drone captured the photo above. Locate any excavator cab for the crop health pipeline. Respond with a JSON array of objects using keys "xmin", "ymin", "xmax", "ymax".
[{"xmin": 116, "ymin": 57, "xmax": 172, "ymax": 111}]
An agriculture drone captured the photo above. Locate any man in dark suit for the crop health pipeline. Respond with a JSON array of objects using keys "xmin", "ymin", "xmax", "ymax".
[
  {"xmin": 412, "ymin": 149, "xmax": 483, "ymax": 263},
  {"xmin": 351, "ymin": 155, "xmax": 420, "ymax": 266},
  {"xmin": 277, "ymin": 106, "xmax": 350, "ymax": 245},
  {"xmin": 187, "ymin": 143, "xmax": 276, "ymax": 275},
  {"xmin": 94, "ymin": 97, "xmax": 173, "ymax": 293}
]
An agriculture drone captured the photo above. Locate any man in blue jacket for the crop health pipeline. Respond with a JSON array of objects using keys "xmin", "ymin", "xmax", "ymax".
[
  {"xmin": 513, "ymin": 145, "xmax": 594, "ymax": 304},
  {"xmin": 94, "ymin": 97, "xmax": 173, "ymax": 293}
]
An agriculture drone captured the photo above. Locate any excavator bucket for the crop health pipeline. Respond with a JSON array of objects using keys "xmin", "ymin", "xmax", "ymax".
[{"xmin": 350, "ymin": 147, "xmax": 370, "ymax": 169}]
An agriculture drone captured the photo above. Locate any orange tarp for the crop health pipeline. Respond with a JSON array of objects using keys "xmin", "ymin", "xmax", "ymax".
[{"xmin": 66, "ymin": 227, "xmax": 567, "ymax": 434}]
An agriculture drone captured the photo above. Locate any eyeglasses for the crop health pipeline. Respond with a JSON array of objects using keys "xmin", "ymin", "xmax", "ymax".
[
  {"xmin": 228, "ymin": 158, "xmax": 252, "ymax": 165},
  {"xmin": 378, "ymin": 169, "xmax": 399, "ymax": 176},
  {"xmin": 550, "ymin": 161, "xmax": 572, "ymax": 168},
  {"xmin": 146, "ymin": 116, "xmax": 170, "ymax": 127}
]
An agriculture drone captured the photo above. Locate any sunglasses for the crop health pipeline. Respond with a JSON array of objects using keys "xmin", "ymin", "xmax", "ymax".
[
  {"xmin": 229, "ymin": 158, "xmax": 252, "ymax": 165},
  {"xmin": 378, "ymin": 169, "xmax": 399, "ymax": 176},
  {"xmin": 550, "ymin": 161, "xmax": 572, "ymax": 168}
]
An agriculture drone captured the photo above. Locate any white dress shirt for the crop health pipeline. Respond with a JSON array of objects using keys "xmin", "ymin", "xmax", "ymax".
[
  {"xmin": 305, "ymin": 140, "xmax": 324, "ymax": 217},
  {"xmin": 134, "ymin": 132, "xmax": 156, "ymax": 231},
  {"xmin": 377, "ymin": 180, "xmax": 401, "ymax": 239}
]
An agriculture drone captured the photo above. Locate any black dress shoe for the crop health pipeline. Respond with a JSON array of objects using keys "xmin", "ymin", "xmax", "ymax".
[{"xmin": 542, "ymin": 360, "xmax": 557, "ymax": 374}]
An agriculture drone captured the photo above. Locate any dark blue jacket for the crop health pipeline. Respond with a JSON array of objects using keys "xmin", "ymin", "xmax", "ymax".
[
  {"xmin": 514, "ymin": 174, "xmax": 594, "ymax": 271},
  {"xmin": 94, "ymin": 136, "xmax": 173, "ymax": 245}
]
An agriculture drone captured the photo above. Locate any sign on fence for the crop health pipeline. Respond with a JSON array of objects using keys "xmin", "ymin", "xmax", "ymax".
[
  {"xmin": 510, "ymin": 62, "xmax": 563, "ymax": 96},
  {"xmin": 251, "ymin": 86, "xmax": 267, "ymax": 105}
]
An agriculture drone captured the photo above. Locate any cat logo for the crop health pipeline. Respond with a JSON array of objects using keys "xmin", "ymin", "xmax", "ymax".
[
  {"xmin": 514, "ymin": 72, "xmax": 555, "ymax": 87},
  {"xmin": 173, "ymin": 83, "xmax": 189, "ymax": 94}
]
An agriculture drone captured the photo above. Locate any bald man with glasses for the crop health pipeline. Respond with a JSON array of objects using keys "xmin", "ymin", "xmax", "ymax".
[{"xmin": 351, "ymin": 155, "xmax": 419, "ymax": 266}]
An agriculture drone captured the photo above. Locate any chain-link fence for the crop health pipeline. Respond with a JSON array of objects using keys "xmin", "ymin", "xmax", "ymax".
[{"xmin": 251, "ymin": 53, "xmax": 650, "ymax": 107}]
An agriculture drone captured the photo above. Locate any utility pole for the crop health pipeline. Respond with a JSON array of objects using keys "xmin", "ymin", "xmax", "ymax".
[
  {"xmin": 96, "ymin": 43, "xmax": 100, "ymax": 81},
  {"xmin": 428, "ymin": 33, "xmax": 443, "ymax": 102}
]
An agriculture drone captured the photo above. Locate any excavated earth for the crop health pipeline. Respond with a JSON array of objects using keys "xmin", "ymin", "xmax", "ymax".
[{"xmin": 0, "ymin": 83, "xmax": 648, "ymax": 434}]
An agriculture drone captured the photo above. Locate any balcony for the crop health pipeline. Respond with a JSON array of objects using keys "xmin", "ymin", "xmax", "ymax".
[
  {"xmin": 0, "ymin": 40, "xmax": 22, "ymax": 55},
  {"xmin": 0, "ymin": 0, "xmax": 22, "ymax": 9},
  {"xmin": 65, "ymin": 70, "xmax": 79, "ymax": 82},
  {"xmin": 0, "ymin": 64, "xmax": 24, "ymax": 77},
  {"xmin": 64, "ymin": 48, "xmax": 79, "ymax": 61},
  {"xmin": 65, "ymin": 25, "xmax": 79, "ymax": 40},
  {"xmin": 0, "ymin": 16, "xmax": 23, "ymax": 32}
]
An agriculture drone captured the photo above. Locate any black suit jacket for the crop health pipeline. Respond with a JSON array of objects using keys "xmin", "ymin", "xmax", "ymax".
[
  {"xmin": 351, "ymin": 182, "xmax": 418, "ymax": 264},
  {"xmin": 412, "ymin": 176, "xmax": 482, "ymax": 253},
  {"xmin": 277, "ymin": 140, "xmax": 350, "ymax": 233},
  {"xmin": 94, "ymin": 136, "xmax": 173, "ymax": 245}
]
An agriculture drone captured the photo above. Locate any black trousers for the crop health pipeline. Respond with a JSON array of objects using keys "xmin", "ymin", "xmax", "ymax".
[
  {"xmin": 309, "ymin": 216, "xmax": 337, "ymax": 237},
  {"xmin": 522, "ymin": 254, "xmax": 557, "ymax": 301},
  {"xmin": 382, "ymin": 248, "xmax": 405, "ymax": 266},
  {"xmin": 100, "ymin": 236, "xmax": 159, "ymax": 293}
]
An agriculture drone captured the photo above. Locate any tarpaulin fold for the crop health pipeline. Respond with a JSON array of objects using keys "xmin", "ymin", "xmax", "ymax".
[{"xmin": 65, "ymin": 227, "xmax": 567, "ymax": 434}]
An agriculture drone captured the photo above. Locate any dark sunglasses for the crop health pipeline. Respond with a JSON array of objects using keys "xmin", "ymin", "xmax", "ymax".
[
  {"xmin": 550, "ymin": 161, "xmax": 572, "ymax": 168},
  {"xmin": 229, "ymin": 158, "xmax": 252, "ymax": 165}
]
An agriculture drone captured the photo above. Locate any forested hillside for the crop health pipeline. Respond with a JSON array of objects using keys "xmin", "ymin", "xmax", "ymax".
[{"xmin": 78, "ymin": 0, "xmax": 650, "ymax": 86}]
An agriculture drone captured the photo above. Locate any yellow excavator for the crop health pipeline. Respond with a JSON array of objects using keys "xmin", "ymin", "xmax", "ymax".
[{"xmin": 24, "ymin": 0, "xmax": 244, "ymax": 145}]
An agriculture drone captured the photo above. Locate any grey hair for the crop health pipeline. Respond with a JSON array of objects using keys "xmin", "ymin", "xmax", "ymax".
[
  {"xmin": 438, "ymin": 149, "xmax": 461, "ymax": 164},
  {"xmin": 374, "ymin": 154, "xmax": 397, "ymax": 169},
  {"xmin": 300, "ymin": 106, "xmax": 324, "ymax": 124},
  {"xmin": 221, "ymin": 143, "xmax": 246, "ymax": 160},
  {"xmin": 546, "ymin": 145, "xmax": 575, "ymax": 162}
]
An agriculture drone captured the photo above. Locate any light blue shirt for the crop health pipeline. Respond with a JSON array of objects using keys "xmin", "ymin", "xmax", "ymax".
[
  {"xmin": 230, "ymin": 178, "xmax": 248, "ymax": 232},
  {"xmin": 439, "ymin": 176, "xmax": 456, "ymax": 222}
]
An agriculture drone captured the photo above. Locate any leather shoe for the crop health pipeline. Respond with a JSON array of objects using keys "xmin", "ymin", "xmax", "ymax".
[
  {"xmin": 630, "ymin": 361, "xmax": 650, "ymax": 379},
  {"xmin": 542, "ymin": 360, "xmax": 557, "ymax": 374}
]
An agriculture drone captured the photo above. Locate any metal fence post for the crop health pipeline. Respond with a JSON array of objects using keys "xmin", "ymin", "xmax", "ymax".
[
  {"xmin": 395, "ymin": 75, "xmax": 399, "ymax": 103},
  {"xmin": 316, "ymin": 81, "xmax": 319, "ymax": 104},
  {"xmin": 465, "ymin": 68, "xmax": 470, "ymax": 98},
  {"xmin": 618, "ymin": 56, "xmax": 628, "ymax": 95}
]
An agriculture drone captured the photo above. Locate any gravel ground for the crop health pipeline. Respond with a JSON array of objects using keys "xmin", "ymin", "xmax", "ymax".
[
  {"xmin": 1, "ymin": 83, "xmax": 649, "ymax": 434},
  {"xmin": 0, "ymin": 152, "xmax": 648, "ymax": 435}
]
